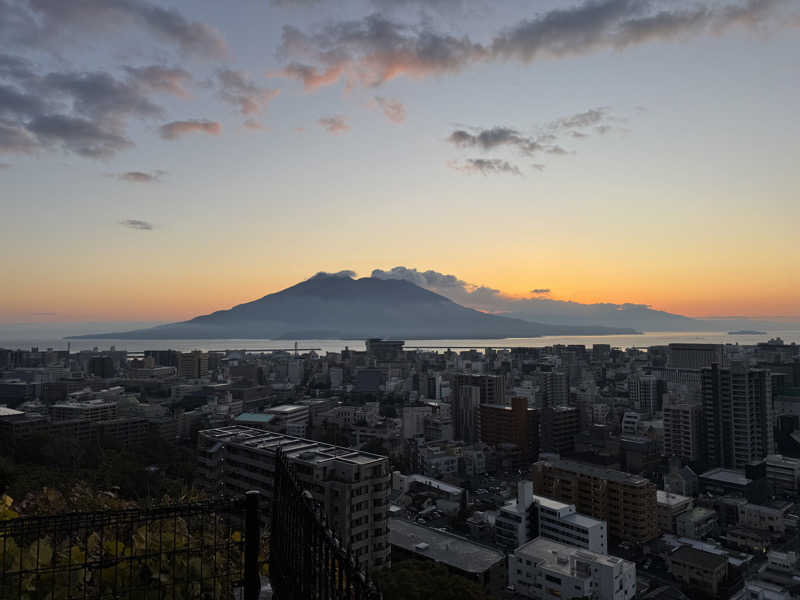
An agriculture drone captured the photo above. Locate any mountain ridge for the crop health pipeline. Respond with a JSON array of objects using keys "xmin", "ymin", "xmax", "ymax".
[{"xmin": 67, "ymin": 273, "xmax": 639, "ymax": 340}]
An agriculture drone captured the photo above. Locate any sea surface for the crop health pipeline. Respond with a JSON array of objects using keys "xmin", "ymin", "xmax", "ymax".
[{"xmin": 1, "ymin": 330, "xmax": 799, "ymax": 354}]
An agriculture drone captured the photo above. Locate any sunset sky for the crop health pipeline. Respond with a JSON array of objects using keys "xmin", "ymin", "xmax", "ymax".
[{"xmin": 1, "ymin": 0, "xmax": 799, "ymax": 324}]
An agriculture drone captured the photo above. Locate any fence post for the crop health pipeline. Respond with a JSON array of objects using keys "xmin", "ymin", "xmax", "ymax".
[{"xmin": 244, "ymin": 490, "xmax": 261, "ymax": 600}]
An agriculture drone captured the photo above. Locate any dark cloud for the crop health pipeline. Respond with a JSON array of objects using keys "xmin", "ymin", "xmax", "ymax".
[
  {"xmin": 275, "ymin": 15, "xmax": 487, "ymax": 90},
  {"xmin": 0, "ymin": 60, "xmax": 197, "ymax": 158},
  {"xmin": 27, "ymin": 115, "xmax": 132, "ymax": 158},
  {"xmin": 159, "ymin": 119, "xmax": 221, "ymax": 140},
  {"xmin": 374, "ymin": 96, "xmax": 406, "ymax": 123},
  {"xmin": 119, "ymin": 219, "xmax": 154, "ymax": 230},
  {"xmin": 0, "ymin": 120, "xmax": 39, "ymax": 154},
  {"xmin": 0, "ymin": 161, "xmax": 10, "ymax": 168},
  {"xmin": 447, "ymin": 126, "xmax": 547, "ymax": 155},
  {"xmin": 117, "ymin": 170, "xmax": 164, "ymax": 183},
  {"xmin": 274, "ymin": 0, "xmax": 785, "ymax": 90},
  {"xmin": 531, "ymin": 288, "xmax": 551, "ymax": 294},
  {"xmin": 125, "ymin": 65, "xmax": 192, "ymax": 97},
  {"xmin": 12, "ymin": 0, "xmax": 228, "ymax": 58},
  {"xmin": 318, "ymin": 115, "xmax": 350, "ymax": 133},
  {"xmin": 449, "ymin": 158, "xmax": 521, "ymax": 176},
  {"xmin": 0, "ymin": 83, "xmax": 46, "ymax": 118},
  {"xmin": 42, "ymin": 71, "xmax": 163, "ymax": 123},
  {"xmin": 216, "ymin": 69, "xmax": 279, "ymax": 115}
]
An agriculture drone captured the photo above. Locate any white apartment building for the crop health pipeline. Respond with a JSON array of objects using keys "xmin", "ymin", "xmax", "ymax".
[
  {"xmin": 197, "ymin": 425, "xmax": 391, "ymax": 569},
  {"xmin": 509, "ymin": 538, "xmax": 636, "ymax": 600},
  {"xmin": 496, "ymin": 481, "xmax": 607, "ymax": 554}
]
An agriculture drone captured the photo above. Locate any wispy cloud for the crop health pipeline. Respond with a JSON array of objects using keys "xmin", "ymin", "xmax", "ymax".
[
  {"xmin": 448, "ymin": 158, "xmax": 521, "ymax": 176},
  {"xmin": 374, "ymin": 96, "xmax": 406, "ymax": 123},
  {"xmin": 4, "ymin": 0, "xmax": 229, "ymax": 59},
  {"xmin": 159, "ymin": 119, "xmax": 221, "ymax": 140},
  {"xmin": 119, "ymin": 219, "xmax": 154, "ymax": 230},
  {"xmin": 531, "ymin": 288, "xmax": 551, "ymax": 295},
  {"xmin": 117, "ymin": 170, "xmax": 165, "ymax": 183},
  {"xmin": 217, "ymin": 69, "xmax": 279, "ymax": 115},
  {"xmin": 273, "ymin": 0, "xmax": 786, "ymax": 91},
  {"xmin": 318, "ymin": 115, "xmax": 350, "ymax": 133}
]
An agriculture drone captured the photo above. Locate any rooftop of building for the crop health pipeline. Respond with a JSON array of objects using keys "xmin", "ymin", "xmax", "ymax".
[
  {"xmin": 657, "ymin": 490, "xmax": 692, "ymax": 507},
  {"xmin": 199, "ymin": 425, "xmax": 386, "ymax": 467},
  {"xmin": 388, "ymin": 518, "xmax": 504, "ymax": 574},
  {"xmin": 669, "ymin": 545, "xmax": 728, "ymax": 571},
  {"xmin": 0, "ymin": 406, "xmax": 24, "ymax": 417},
  {"xmin": 405, "ymin": 475, "xmax": 463, "ymax": 496},
  {"xmin": 515, "ymin": 537, "xmax": 627, "ymax": 572},
  {"xmin": 541, "ymin": 458, "xmax": 652, "ymax": 486},
  {"xmin": 264, "ymin": 404, "xmax": 307, "ymax": 414},
  {"xmin": 700, "ymin": 468, "xmax": 752, "ymax": 486},
  {"xmin": 234, "ymin": 413, "xmax": 276, "ymax": 424}
]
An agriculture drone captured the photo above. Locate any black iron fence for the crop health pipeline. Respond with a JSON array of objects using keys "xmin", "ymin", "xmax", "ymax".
[
  {"xmin": 0, "ymin": 496, "xmax": 266, "ymax": 600},
  {"xmin": 1, "ymin": 451, "xmax": 384, "ymax": 600},
  {"xmin": 270, "ymin": 452, "xmax": 382, "ymax": 600}
]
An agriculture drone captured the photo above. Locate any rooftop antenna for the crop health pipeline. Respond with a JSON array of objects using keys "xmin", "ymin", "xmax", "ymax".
[{"xmin": 294, "ymin": 341, "xmax": 298, "ymax": 356}]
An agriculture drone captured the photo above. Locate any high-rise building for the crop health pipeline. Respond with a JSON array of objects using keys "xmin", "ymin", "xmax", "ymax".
[
  {"xmin": 668, "ymin": 343, "xmax": 726, "ymax": 370},
  {"xmin": 540, "ymin": 406, "xmax": 579, "ymax": 455},
  {"xmin": 663, "ymin": 389, "xmax": 704, "ymax": 463},
  {"xmin": 532, "ymin": 459, "xmax": 659, "ymax": 544},
  {"xmin": 628, "ymin": 374, "xmax": 664, "ymax": 416},
  {"xmin": 543, "ymin": 371, "xmax": 569, "ymax": 407},
  {"xmin": 88, "ymin": 355, "xmax": 115, "ymax": 378},
  {"xmin": 177, "ymin": 351, "xmax": 209, "ymax": 379},
  {"xmin": 479, "ymin": 396, "xmax": 539, "ymax": 463},
  {"xmin": 197, "ymin": 425, "xmax": 391, "ymax": 569},
  {"xmin": 703, "ymin": 364, "xmax": 774, "ymax": 469},
  {"xmin": 452, "ymin": 373, "xmax": 505, "ymax": 405},
  {"xmin": 452, "ymin": 384, "xmax": 481, "ymax": 443}
]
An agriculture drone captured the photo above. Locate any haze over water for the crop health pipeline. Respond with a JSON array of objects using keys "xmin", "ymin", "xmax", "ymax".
[{"xmin": 2, "ymin": 330, "xmax": 798, "ymax": 354}]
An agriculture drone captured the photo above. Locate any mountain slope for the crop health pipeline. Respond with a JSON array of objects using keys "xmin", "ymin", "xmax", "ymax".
[{"xmin": 69, "ymin": 273, "xmax": 638, "ymax": 339}]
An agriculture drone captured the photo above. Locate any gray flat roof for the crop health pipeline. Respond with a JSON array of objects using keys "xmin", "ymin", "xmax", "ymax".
[
  {"xmin": 544, "ymin": 458, "xmax": 651, "ymax": 486},
  {"xmin": 670, "ymin": 545, "xmax": 728, "ymax": 571},
  {"xmin": 389, "ymin": 518, "xmax": 504, "ymax": 573},
  {"xmin": 198, "ymin": 425, "xmax": 386, "ymax": 466},
  {"xmin": 700, "ymin": 468, "xmax": 751, "ymax": 486}
]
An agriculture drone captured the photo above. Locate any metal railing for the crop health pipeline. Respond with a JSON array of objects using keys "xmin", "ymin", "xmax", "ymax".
[
  {"xmin": 270, "ymin": 451, "xmax": 382, "ymax": 600},
  {"xmin": 0, "ymin": 496, "xmax": 266, "ymax": 600}
]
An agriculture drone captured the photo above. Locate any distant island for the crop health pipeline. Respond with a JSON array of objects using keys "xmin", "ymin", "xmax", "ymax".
[
  {"xmin": 728, "ymin": 330, "xmax": 766, "ymax": 335},
  {"xmin": 67, "ymin": 272, "xmax": 640, "ymax": 340}
]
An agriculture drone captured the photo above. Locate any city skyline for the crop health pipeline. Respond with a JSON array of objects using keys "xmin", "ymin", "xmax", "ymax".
[{"xmin": 2, "ymin": 0, "xmax": 799, "ymax": 323}]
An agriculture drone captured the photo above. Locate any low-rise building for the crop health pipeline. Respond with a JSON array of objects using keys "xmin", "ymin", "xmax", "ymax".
[
  {"xmin": 656, "ymin": 490, "xmax": 693, "ymax": 535},
  {"xmin": 676, "ymin": 507, "xmax": 718, "ymax": 540},
  {"xmin": 496, "ymin": 481, "xmax": 607, "ymax": 553},
  {"xmin": 509, "ymin": 537, "xmax": 636, "ymax": 600},
  {"xmin": 389, "ymin": 518, "xmax": 506, "ymax": 595},
  {"xmin": 668, "ymin": 545, "xmax": 729, "ymax": 599}
]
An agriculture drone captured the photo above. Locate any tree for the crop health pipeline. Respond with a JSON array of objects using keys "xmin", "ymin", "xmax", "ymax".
[{"xmin": 374, "ymin": 560, "xmax": 492, "ymax": 600}]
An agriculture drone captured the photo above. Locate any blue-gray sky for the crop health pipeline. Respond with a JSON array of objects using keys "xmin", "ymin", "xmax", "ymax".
[{"xmin": 1, "ymin": 0, "xmax": 799, "ymax": 322}]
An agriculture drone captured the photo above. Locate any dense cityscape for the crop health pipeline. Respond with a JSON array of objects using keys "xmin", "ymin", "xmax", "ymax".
[
  {"xmin": 1, "ymin": 337, "xmax": 799, "ymax": 598},
  {"xmin": 3, "ymin": 0, "xmax": 799, "ymax": 597}
]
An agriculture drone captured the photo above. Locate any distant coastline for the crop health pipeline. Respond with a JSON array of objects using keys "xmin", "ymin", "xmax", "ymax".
[{"xmin": 728, "ymin": 330, "xmax": 766, "ymax": 335}]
